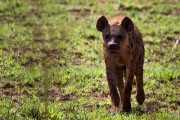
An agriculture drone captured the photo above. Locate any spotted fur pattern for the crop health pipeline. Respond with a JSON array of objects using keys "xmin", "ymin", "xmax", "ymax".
[{"xmin": 96, "ymin": 15, "xmax": 145, "ymax": 112}]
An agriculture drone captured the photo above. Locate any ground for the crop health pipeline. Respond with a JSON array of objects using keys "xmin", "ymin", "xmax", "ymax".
[{"xmin": 0, "ymin": 0, "xmax": 180, "ymax": 119}]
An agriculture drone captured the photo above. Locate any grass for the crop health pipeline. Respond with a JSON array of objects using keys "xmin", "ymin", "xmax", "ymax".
[{"xmin": 0, "ymin": 0, "xmax": 180, "ymax": 119}]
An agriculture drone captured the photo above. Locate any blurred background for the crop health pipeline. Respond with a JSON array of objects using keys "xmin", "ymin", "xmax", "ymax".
[{"xmin": 0, "ymin": 0, "xmax": 179, "ymax": 119}]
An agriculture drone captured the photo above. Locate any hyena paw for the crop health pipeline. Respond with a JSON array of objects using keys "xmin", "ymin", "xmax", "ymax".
[
  {"xmin": 109, "ymin": 105, "xmax": 118, "ymax": 113},
  {"xmin": 120, "ymin": 102, "xmax": 131, "ymax": 113},
  {"xmin": 136, "ymin": 91, "xmax": 145, "ymax": 105}
]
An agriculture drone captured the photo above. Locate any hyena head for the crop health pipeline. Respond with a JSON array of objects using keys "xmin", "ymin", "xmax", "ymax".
[{"xmin": 96, "ymin": 16, "xmax": 134, "ymax": 53}]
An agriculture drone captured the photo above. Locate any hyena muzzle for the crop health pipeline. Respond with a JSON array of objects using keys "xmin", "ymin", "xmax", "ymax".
[{"xmin": 96, "ymin": 15, "xmax": 145, "ymax": 112}]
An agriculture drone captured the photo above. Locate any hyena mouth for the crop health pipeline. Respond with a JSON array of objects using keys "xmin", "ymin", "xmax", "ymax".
[{"xmin": 109, "ymin": 50, "xmax": 117, "ymax": 54}]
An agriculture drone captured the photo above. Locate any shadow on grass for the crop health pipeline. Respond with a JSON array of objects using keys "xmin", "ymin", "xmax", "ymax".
[{"xmin": 131, "ymin": 101, "xmax": 161, "ymax": 115}]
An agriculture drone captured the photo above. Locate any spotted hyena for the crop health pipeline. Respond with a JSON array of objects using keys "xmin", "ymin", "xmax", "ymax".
[{"xmin": 96, "ymin": 15, "xmax": 145, "ymax": 112}]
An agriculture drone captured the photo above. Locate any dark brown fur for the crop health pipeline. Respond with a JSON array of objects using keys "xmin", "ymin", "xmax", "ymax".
[{"xmin": 96, "ymin": 15, "xmax": 145, "ymax": 112}]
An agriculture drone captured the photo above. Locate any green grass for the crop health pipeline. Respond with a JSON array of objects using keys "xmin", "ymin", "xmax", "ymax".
[{"xmin": 0, "ymin": 0, "xmax": 180, "ymax": 119}]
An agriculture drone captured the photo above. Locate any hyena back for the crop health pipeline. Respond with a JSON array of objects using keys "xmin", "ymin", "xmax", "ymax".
[{"xmin": 96, "ymin": 15, "xmax": 145, "ymax": 112}]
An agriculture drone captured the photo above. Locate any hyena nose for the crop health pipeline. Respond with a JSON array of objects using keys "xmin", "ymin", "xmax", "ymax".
[{"xmin": 108, "ymin": 44, "xmax": 117, "ymax": 50}]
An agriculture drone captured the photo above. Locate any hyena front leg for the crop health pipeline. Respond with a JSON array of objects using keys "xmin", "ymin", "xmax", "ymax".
[
  {"xmin": 115, "ymin": 65, "xmax": 124, "ymax": 106},
  {"xmin": 121, "ymin": 67, "xmax": 134, "ymax": 112},
  {"xmin": 106, "ymin": 65, "xmax": 120, "ymax": 108}
]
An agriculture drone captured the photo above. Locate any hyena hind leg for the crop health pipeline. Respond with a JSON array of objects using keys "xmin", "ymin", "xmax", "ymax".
[{"xmin": 135, "ymin": 73, "xmax": 145, "ymax": 105}]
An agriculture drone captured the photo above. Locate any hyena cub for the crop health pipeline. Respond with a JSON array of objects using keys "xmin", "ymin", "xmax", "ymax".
[{"xmin": 96, "ymin": 15, "xmax": 145, "ymax": 112}]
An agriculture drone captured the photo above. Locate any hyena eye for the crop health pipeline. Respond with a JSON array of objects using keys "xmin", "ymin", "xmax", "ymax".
[
  {"xmin": 117, "ymin": 35, "xmax": 123, "ymax": 39},
  {"xmin": 105, "ymin": 34, "xmax": 110, "ymax": 39}
]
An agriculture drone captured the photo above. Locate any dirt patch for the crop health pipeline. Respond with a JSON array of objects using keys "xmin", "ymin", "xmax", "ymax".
[
  {"xmin": 48, "ymin": 90, "xmax": 76, "ymax": 102},
  {"xmin": 119, "ymin": 4, "xmax": 150, "ymax": 12},
  {"xmin": 141, "ymin": 101, "xmax": 161, "ymax": 113},
  {"xmin": 46, "ymin": 84, "xmax": 76, "ymax": 102},
  {"xmin": 68, "ymin": 8, "xmax": 90, "ymax": 18},
  {"xmin": 92, "ymin": 92, "xmax": 108, "ymax": 101},
  {"xmin": 97, "ymin": 0, "xmax": 106, "ymax": 7},
  {"xmin": 0, "ymin": 83, "xmax": 20, "ymax": 99},
  {"xmin": 171, "ymin": 9, "xmax": 180, "ymax": 15}
]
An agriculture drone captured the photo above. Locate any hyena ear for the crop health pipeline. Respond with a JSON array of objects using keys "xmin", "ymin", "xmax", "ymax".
[
  {"xmin": 121, "ymin": 17, "xmax": 134, "ymax": 32},
  {"xmin": 96, "ymin": 16, "xmax": 108, "ymax": 32}
]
